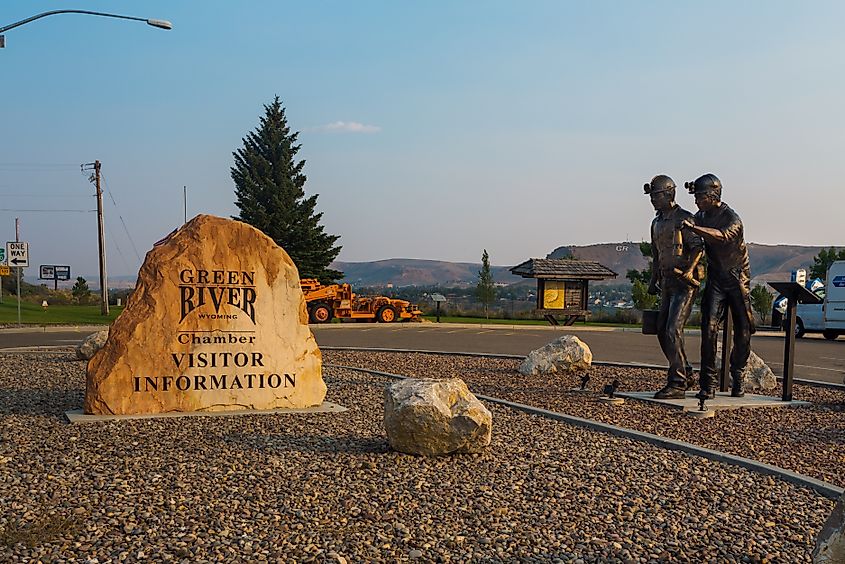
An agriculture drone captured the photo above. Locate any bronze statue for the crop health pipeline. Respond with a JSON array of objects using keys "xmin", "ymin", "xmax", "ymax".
[
  {"xmin": 681, "ymin": 174, "xmax": 755, "ymax": 398},
  {"xmin": 644, "ymin": 175, "xmax": 704, "ymax": 399}
]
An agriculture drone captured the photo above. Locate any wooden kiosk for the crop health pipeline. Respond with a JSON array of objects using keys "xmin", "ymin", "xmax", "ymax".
[{"xmin": 510, "ymin": 259, "xmax": 617, "ymax": 326}]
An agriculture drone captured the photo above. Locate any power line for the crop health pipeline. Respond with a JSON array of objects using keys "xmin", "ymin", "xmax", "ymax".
[
  {"xmin": 0, "ymin": 162, "xmax": 79, "ymax": 167},
  {"xmin": 104, "ymin": 211, "xmax": 132, "ymax": 274},
  {"xmin": 0, "ymin": 208, "xmax": 95, "ymax": 212},
  {"xmin": 0, "ymin": 164, "xmax": 80, "ymax": 172},
  {"xmin": 0, "ymin": 194, "xmax": 90, "ymax": 198},
  {"xmin": 100, "ymin": 173, "xmax": 143, "ymax": 262}
]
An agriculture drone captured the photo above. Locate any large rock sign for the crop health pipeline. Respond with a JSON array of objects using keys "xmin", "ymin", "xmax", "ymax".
[{"xmin": 85, "ymin": 215, "xmax": 326, "ymax": 415}]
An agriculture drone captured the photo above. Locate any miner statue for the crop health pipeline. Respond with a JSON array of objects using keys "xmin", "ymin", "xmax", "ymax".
[
  {"xmin": 643, "ymin": 175, "xmax": 704, "ymax": 399},
  {"xmin": 681, "ymin": 173, "xmax": 755, "ymax": 399}
]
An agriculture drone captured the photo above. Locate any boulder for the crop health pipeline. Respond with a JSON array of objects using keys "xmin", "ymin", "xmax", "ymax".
[
  {"xmin": 741, "ymin": 350, "xmax": 778, "ymax": 392},
  {"xmin": 76, "ymin": 329, "xmax": 109, "ymax": 360},
  {"xmin": 384, "ymin": 378, "xmax": 491, "ymax": 456},
  {"xmin": 85, "ymin": 214, "xmax": 325, "ymax": 415},
  {"xmin": 519, "ymin": 335, "xmax": 592, "ymax": 376},
  {"xmin": 813, "ymin": 491, "xmax": 845, "ymax": 563},
  {"xmin": 718, "ymin": 347, "xmax": 778, "ymax": 393}
]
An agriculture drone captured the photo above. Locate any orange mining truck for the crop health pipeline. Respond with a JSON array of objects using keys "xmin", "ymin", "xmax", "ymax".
[{"xmin": 300, "ymin": 279, "xmax": 423, "ymax": 324}]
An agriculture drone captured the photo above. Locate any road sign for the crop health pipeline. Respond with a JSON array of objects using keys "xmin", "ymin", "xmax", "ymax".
[
  {"xmin": 0, "ymin": 265, "xmax": 9, "ymax": 276},
  {"xmin": 39, "ymin": 265, "xmax": 71, "ymax": 281},
  {"xmin": 0, "ymin": 246, "xmax": 5, "ymax": 265},
  {"xmin": 5, "ymin": 242, "xmax": 29, "ymax": 267}
]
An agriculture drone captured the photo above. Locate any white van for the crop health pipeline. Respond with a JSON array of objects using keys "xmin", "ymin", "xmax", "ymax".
[
  {"xmin": 783, "ymin": 261, "xmax": 845, "ymax": 339},
  {"xmin": 822, "ymin": 260, "xmax": 845, "ymax": 339}
]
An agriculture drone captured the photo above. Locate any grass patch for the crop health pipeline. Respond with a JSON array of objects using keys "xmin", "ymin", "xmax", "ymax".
[
  {"xmin": 0, "ymin": 507, "xmax": 84, "ymax": 548},
  {"xmin": 0, "ymin": 300, "xmax": 122, "ymax": 325}
]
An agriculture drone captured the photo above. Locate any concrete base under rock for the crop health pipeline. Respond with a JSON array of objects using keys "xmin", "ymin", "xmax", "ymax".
[
  {"xmin": 617, "ymin": 391, "xmax": 810, "ymax": 411},
  {"xmin": 65, "ymin": 402, "xmax": 346, "ymax": 424}
]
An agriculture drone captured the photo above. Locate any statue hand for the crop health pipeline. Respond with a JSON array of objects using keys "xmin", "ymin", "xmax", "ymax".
[{"xmin": 680, "ymin": 219, "xmax": 695, "ymax": 230}]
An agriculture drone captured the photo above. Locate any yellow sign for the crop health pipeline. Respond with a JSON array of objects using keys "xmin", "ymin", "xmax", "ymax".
[
  {"xmin": 0, "ymin": 265, "xmax": 10, "ymax": 276},
  {"xmin": 542, "ymin": 281, "xmax": 566, "ymax": 309}
]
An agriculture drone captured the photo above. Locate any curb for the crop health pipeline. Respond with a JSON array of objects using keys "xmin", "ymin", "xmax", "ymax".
[
  {"xmin": 327, "ymin": 362, "xmax": 845, "ymax": 501},
  {"xmin": 311, "ymin": 322, "xmax": 793, "ymax": 339},
  {"xmin": 321, "ymin": 346, "xmax": 845, "ymax": 391},
  {"xmin": 0, "ymin": 325, "xmax": 109, "ymax": 334}
]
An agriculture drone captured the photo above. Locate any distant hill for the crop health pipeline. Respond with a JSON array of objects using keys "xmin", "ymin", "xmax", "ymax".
[
  {"xmin": 334, "ymin": 259, "xmax": 524, "ymax": 287},
  {"xmin": 334, "ymin": 242, "xmax": 829, "ymax": 287},
  {"xmin": 55, "ymin": 242, "xmax": 829, "ymax": 290}
]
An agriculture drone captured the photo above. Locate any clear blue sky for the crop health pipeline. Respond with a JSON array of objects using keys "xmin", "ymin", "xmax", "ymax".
[{"xmin": 2, "ymin": 1, "xmax": 844, "ymax": 281}]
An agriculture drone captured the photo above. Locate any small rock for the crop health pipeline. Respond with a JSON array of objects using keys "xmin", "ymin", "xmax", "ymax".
[
  {"xmin": 75, "ymin": 329, "xmax": 109, "ymax": 360},
  {"xmin": 519, "ymin": 335, "xmax": 592, "ymax": 376}
]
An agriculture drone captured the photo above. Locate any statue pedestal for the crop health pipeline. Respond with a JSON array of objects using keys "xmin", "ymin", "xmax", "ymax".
[
  {"xmin": 685, "ymin": 409, "xmax": 715, "ymax": 419},
  {"xmin": 617, "ymin": 391, "xmax": 810, "ymax": 411},
  {"xmin": 597, "ymin": 397, "xmax": 625, "ymax": 406}
]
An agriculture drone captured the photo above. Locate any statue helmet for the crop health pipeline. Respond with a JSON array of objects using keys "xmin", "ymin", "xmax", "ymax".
[
  {"xmin": 685, "ymin": 173, "xmax": 722, "ymax": 197},
  {"xmin": 643, "ymin": 175, "xmax": 676, "ymax": 195}
]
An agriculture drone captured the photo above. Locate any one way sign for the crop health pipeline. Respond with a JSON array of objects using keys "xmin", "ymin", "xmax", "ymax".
[{"xmin": 6, "ymin": 242, "xmax": 29, "ymax": 267}]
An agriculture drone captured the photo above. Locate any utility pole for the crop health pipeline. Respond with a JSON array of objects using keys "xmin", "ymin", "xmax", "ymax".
[
  {"xmin": 15, "ymin": 217, "xmax": 21, "ymax": 326},
  {"xmin": 183, "ymin": 185, "xmax": 187, "ymax": 225},
  {"xmin": 82, "ymin": 160, "xmax": 109, "ymax": 315}
]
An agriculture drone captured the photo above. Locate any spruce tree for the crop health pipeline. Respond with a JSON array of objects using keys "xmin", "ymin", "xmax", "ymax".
[
  {"xmin": 232, "ymin": 97, "xmax": 342, "ymax": 283},
  {"xmin": 476, "ymin": 249, "xmax": 496, "ymax": 319},
  {"xmin": 72, "ymin": 277, "xmax": 91, "ymax": 304}
]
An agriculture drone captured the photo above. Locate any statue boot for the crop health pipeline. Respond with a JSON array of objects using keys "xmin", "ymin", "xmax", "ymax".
[
  {"xmin": 685, "ymin": 364, "xmax": 697, "ymax": 389},
  {"xmin": 654, "ymin": 383, "xmax": 686, "ymax": 400},
  {"xmin": 655, "ymin": 367, "xmax": 688, "ymax": 400},
  {"xmin": 697, "ymin": 373, "xmax": 715, "ymax": 400},
  {"xmin": 730, "ymin": 370, "xmax": 746, "ymax": 398}
]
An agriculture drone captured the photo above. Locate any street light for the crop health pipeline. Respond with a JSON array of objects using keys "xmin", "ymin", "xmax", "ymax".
[
  {"xmin": 2, "ymin": 9, "xmax": 169, "ymax": 315},
  {"xmin": 0, "ymin": 10, "xmax": 172, "ymax": 47}
]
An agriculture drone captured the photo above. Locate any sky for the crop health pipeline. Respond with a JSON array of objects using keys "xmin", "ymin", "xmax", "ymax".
[{"xmin": 2, "ymin": 1, "xmax": 844, "ymax": 282}]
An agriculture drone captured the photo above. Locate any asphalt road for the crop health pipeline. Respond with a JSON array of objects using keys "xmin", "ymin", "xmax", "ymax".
[
  {"xmin": 312, "ymin": 324, "xmax": 845, "ymax": 385},
  {"xmin": 2, "ymin": 323, "xmax": 844, "ymax": 385}
]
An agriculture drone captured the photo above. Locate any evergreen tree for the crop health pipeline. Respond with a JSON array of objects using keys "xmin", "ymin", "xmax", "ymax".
[
  {"xmin": 476, "ymin": 249, "xmax": 496, "ymax": 319},
  {"xmin": 232, "ymin": 97, "xmax": 342, "ymax": 283},
  {"xmin": 750, "ymin": 284, "xmax": 773, "ymax": 325},
  {"xmin": 631, "ymin": 279, "xmax": 658, "ymax": 310},
  {"xmin": 71, "ymin": 277, "xmax": 91, "ymax": 304},
  {"xmin": 810, "ymin": 247, "xmax": 845, "ymax": 280},
  {"xmin": 625, "ymin": 241, "xmax": 653, "ymax": 284},
  {"xmin": 627, "ymin": 241, "xmax": 660, "ymax": 310}
]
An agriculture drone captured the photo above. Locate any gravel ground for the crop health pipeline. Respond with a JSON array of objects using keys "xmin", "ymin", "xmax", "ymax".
[
  {"xmin": 326, "ymin": 350, "xmax": 845, "ymax": 490},
  {"xmin": 0, "ymin": 350, "xmax": 836, "ymax": 562}
]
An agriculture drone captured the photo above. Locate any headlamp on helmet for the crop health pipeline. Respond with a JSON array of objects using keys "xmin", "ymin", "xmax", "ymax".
[
  {"xmin": 643, "ymin": 175, "xmax": 676, "ymax": 195},
  {"xmin": 686, "ymin": 173, "xmax": 722, "ymax": 197}
]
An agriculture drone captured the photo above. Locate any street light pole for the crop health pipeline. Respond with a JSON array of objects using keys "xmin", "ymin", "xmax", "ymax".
[{"xmin": 0, "ymin": 9, "xmax": 172, "ymax": 47}]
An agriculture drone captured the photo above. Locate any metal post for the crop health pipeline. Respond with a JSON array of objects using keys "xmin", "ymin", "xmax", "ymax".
[
  {"xmin": 183, "ymin": 185, "xmax": 187, "ymax": 224},
  {"xmin": 94, "ymin": 161, "xmax": 109, "ymax": 315},
  {"xmin": 15, "ymin": 217, "xmax": 21, "ymax": 327},
  {"xmin": 782, "ymin": 297, "xmax": 796, "ymax": 402},
  {"xmin": 719, "ymin": 311, "xmax": 732, "ymax": 393}
]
